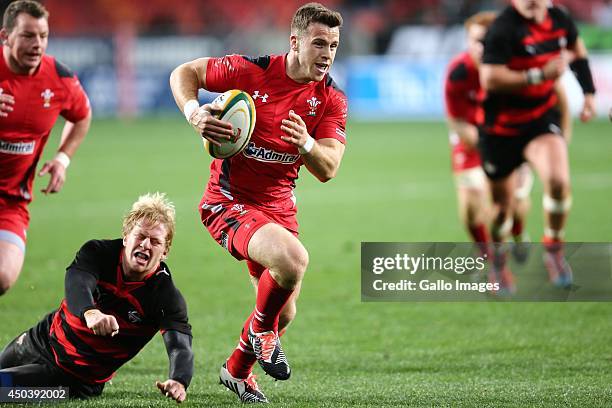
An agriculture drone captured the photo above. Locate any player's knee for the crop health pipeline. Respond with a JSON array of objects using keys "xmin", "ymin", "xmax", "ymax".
[
  {"xmin": 0, "ymin": 273, "xmax": 14, "ymax": 296},
  {"xmin": 278, "ymin": 244, "xmax": 309, "ymax": 286},
  {"xmin": 547, "ymin": 176, "xmax": 570, "ymax": 199}
]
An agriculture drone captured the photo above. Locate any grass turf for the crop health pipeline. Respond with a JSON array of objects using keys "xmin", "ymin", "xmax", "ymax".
[{"xmin": 1, "ymin": 118, "xmax": 611, "ymax": 407}]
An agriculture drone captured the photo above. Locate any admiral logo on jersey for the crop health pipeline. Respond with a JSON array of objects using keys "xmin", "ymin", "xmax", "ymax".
[
  {"xmin": 243, "ymin": 142, "xmax": 299, "ymax": 164},
  {"xmin": 0, "ymin": 140, "xmax": 35, "ymax": 155}
]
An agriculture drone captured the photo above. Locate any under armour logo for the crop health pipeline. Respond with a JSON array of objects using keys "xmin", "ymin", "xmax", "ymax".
[{"xmin": 252, "ymin": 91, "xmax": 268, "ymax": 102}]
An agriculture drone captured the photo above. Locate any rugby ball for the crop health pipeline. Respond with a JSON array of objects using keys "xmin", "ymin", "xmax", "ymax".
[{"xmin": 204, "ymin": 90, "xmax": 256, "ymax": 159}]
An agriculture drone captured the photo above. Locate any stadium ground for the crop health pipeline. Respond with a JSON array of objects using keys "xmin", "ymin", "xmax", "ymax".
[{"xmin": 1, "ymin": 118, "xmax": 611, "ymax": 407}]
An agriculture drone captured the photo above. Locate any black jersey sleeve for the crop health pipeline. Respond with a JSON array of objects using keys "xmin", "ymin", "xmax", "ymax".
[
  {"xmin": 65, "ymin": 240, "xmax": 106, "ymax": 318},
  {"xmin": 482, "ymin": 13, "xmax": 514, "ymax": 65},
  {"xmin": 157, "ymin": 274, "xmax": 192, "ymax": 336},
  {"xmin": 556, "ymin": 6, "xmax": 579, "ymax": 47},
  {"xmin": 162, "ymin": 330, "xmax": 194, "ymax": 388}
]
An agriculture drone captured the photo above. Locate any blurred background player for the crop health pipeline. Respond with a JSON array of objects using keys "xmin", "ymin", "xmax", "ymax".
[
  {"xmin": 0, "ymin": 0, "xmax": 91, "ymax": 296},
  {"xmin": 444, "ymin": 11, "xmax": 502, "ymax": 258},
  {"xmin": 444, "ymin": 10, "xmax": 572, "ymax": 272},
  {"xmin": 0, "ymin": 192, "xmax": 193, "ymax": 402},
  {"xmin": 480, "ymin": 0, "xmax": 596, "ymax": 288},
  {"xmin": 170, "ymin": 2, "xmax": 346, "ymax": 403}
]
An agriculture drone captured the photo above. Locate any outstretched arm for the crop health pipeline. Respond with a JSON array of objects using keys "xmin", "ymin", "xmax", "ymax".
[
  {"xmin": 567, "ymin": 37, "xmax": 596, "ymax": 122},
  {"xmin": 38, "ymin": 111, "xmax": 91, "ymax": 194},
  {"xmin": 156, "ymin": 330, "xmax": 194, "ymax": 403}
]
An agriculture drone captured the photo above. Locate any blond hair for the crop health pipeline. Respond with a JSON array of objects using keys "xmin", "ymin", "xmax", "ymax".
[
  {"xmin": 464, "ymin": 11, "xmax": 497, "ymax": 31},
  {"xmin": 122, "ymin": 192, "xmax": 176, "ymax": 249},
  {"xmin": 291, "ymin": 2, "xmax": 343, "ymax": 35}
]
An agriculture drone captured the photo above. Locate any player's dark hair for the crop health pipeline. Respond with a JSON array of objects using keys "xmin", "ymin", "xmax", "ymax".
[
  {"xmin": 291, "ymin": 2, "xmax": 343, "ymax": 35},
  {"xmin": 2, "ymin": 0, "xmax": 49, "ymax": 32}
]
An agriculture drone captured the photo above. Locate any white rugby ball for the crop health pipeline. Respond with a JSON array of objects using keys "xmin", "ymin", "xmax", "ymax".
[{"xmin": 204, "ymin": 89, "xmax": 256, "ymax": 159}]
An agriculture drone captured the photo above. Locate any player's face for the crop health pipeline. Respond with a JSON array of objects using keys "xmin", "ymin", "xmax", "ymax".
[
  {"xmin": 1, "ymin": 13, "xmax": 49, "ymax": 74},
  {"xmin": 467, "ymin": 24, "xmax": 486, "ymax": 64},
  {"xmin": 513, "ymin": 0, "xmax": 549, "ymax": 21},
  {"xmin": 122, "ymin": 220, "xmax": 169, "ymax": 279},
  {"xmin": 292, "ymin": 23, "xmax": 340, "ymax": 82}
]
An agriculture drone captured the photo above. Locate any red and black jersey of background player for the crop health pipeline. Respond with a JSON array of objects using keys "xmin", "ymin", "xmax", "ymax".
[
  {"xmin": 48, "ymin": 239, "xmax": 191, "ymax": 384},
  {"xmin": 444, "ymin": 51, "xmax": 484, "ymax": 126},
  {"xmin": 204, "ymin": 54, "xmax": 348, "ymax": 206},
  {"xmin": 481, "ymin": 6, "xmax": 578, "ymax": 136},
  {"xmin": 0, "ymin": 49, "xmax": 90, "ymax": 202}
]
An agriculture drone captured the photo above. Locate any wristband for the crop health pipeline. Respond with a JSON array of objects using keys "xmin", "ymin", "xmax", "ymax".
[
  {"xmin": 569, "ymin": 58, "xmax": 596, "ymax": 94},
  {"xmin": 298, "ymin": 136, "xmax": 315, "ymax": 154},
  {"xmin": 183, "ymin": 99, "xmax": 199, "ymax": 122},
  {"xmin": 526, "ymin": 68, "xmax": 544, "ymax": 85},
  {"xmin": 54, "ymin": 151, "xmax": 71, "ymax": 168}
]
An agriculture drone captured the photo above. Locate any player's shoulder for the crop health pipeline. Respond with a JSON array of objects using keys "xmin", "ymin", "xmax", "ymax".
[
  {"xmin": 42, "ymin": 54, "xmax": 76, "ymax": 78},
  {"xmin": 79, "ymin": 238, "xmax": 121, "ymax": 254},
  {"xmin": 77, "ymin": 239, "xmax": 123, "ymax": 265},
  {"xmin": 151, "ymin": 262, "xmax": 181, "ymax": 291},
  {"xmin": 241, "ymin": 54, "xmax": 273, "ymax": 70},
  {"xmin": 447, "ymin": 52, "xmax": 472, "ymax": 82},
  {"xmin": 152, "ymin": 264, "xmax": 187, "ymax": 303},
  {"xmin": 496, "ymin": 6, "xmax": 521, "ymax": 24},
  {"xmin": 324, "ymin": 74, "xmax": 345, "ymax": 96},
  {"xmin": 487, "ymin": 6, "xmax": 521, "ymax": 35},
  {"xmin": 548, "ymin": 5, "xmax": 573, "ymax": 24}
]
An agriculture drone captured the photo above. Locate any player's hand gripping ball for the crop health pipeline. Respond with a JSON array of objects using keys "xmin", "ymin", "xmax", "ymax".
[{"xmin": 204, "ymin": 90, "xmax": 256, "ymax": 159}]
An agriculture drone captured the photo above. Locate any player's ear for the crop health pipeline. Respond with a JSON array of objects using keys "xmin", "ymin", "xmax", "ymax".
[
  {"xmin": 0, "ymin": 28, "xmax": 8, "ymax": 44},
  {"xmin": 290, "ymin": 34, "xmax": 299, "ymax": 52},
  {"xmin": 122, "ymin": 236, "xmax": 127, "ymax": 246}
]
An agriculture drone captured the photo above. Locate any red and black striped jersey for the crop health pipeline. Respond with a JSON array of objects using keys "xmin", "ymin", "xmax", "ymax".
[
  {"xmin": 482, "ymin": 5, "xmax": 578, "ymax": 136},
  {"xmin": 47, "ymin": 239, "xmax": 191, "ymax": 384}
]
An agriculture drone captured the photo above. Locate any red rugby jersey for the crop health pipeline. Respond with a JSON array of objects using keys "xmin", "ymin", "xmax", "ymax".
[
  {"xmin": 203, "ymin": 54, "xmax": 347, "ymax": 209},
  {"xmin": 444, "ymin": 51, "xmax": 483, "ymax": 171},
  {"xmin": 444, "ymin": 51, "xmax": 484, "ymax": 126},
  {"xmin": 0, "ymin": 49, "xmax": 90, "ymax": 201}
]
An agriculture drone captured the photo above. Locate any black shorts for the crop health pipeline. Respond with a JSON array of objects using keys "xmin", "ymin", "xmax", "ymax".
[
  {"xmin": 479, "ymin": 108, "xmax": 562, "ymax": 180},
  {"xmin": 0, "ymin": 312, "xmax": 104, "ymax": 398}
]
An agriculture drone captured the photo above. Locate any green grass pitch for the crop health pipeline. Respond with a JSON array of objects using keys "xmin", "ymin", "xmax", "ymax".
[{"xmin": 1, "ymin": 118, "xmax": 611, "ymax": 407}]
